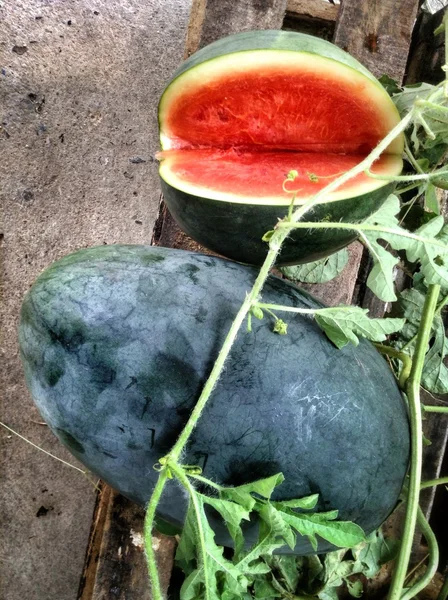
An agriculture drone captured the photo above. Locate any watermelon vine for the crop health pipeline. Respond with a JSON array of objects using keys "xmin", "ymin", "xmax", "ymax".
[{"xmin": 143, "ymin": 18, "xmax": 448, "ymax": 600}]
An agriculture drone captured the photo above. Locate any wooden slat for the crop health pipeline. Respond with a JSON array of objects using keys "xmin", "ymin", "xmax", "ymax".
[
  {"xmin": 286, "ymin": 0, "xmax": 339, "ymax": 21},
  {"xmin": 79, "ymin": 487, "xmax": 175, "ymax": 600},
  {"xmin": 333, "ymin": 0, "xmax": 420, "ymax": 81}
]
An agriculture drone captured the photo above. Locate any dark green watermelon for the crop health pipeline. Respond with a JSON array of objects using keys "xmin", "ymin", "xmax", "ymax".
[{"xmin": 19, "ymin": 245, "xmax": 409, "ymax": 554}]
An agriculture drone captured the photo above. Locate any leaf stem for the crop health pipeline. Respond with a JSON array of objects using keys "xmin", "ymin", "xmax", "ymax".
[
  {"xmin": 423, "ymin": 405, "xmax": 448, "ymax": 413},
  {"xmin": 143, "ymin": 470, "xmax": 169, "ymax": 600},
  {"xmin": 276, "ymin": 221, "xmax": 448, "ymax": 252},
  {"xmin": 387, "ymin": 284, "xmax": 440, "ymax": 600},
  {"xmin": 438, "ymin": 571, "xmax": 448, "ymax": 600},
  {"xmin": 372, "ymin": 344, "xmax": 412, "ymax": 390},
  {"xmin": 420, "ymin": 476, "xmax": 448, "ymax": 490},
  {"xmin": 400, "ymin": 507, "xmax": 439, "ymax": 600}
]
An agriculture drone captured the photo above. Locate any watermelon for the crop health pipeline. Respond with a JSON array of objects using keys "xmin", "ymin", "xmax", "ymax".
[
  {"xmin": 19, "ymin": 245, "xmax": 410, "ymax": 555},
  {"xmin": 157, "ymin": 31, "xmax": 403, "ymax": 265}
]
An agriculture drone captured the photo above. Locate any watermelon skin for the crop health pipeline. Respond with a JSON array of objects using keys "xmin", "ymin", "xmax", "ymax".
[
  {"xmin": 160, "ymin": 179, "xmax": 397, "ymax": 265},
  {"xmin": 19, "ymin": 245, "xmax": 410, "ymax": 554}
]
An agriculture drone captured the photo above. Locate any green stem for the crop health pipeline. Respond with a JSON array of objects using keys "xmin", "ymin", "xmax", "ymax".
[
  {"xmin": 189, "ymin": 473, "xmax": 224, "ymax": 492},
  {"xmin": 373, "ymin": 344, "xmax": 412, "ymax": 390},
  {"xmin": 388, "ymin": 284, "xmax": 440, "ymax": 600},
  {"xmin": 144, "ymin": 105, "xmax": 415, "ymax": 593},
  {"xmin": 400, "ymin": 507, "xmax": 439, "ymax": 600},
  {"xmin": 143, "ymin": 470, "xmax": 169, "ymax": 600},
  {"xmin": 438, "ymin": 571, "xmax": 448, "ymax": 600},
  {"xmin": 421, "ymin": 476, "xmax": 448, "ymax": 490},
  {"xmin": 277, "ymin": 221, "xmax": 448, "ymax": 253},
  {"xmin": 423, "ymin": 405, "xmax": 448, "ymax": 413},
  {"xmin": 365, "ymin": 168, "xmax": 448, "ymax": 182}
]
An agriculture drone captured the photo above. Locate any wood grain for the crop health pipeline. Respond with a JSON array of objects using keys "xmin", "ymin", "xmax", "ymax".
[
  {"xmin": 334, "ymin": 0, "xmax": 420, "ymax": 80},
  {"xmin": 287, "ymin": 0, "xmax": 339, "ymax": 21}
]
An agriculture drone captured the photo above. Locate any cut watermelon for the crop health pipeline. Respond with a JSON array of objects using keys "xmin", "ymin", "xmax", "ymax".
[{"xmin": 158, "ymin": 31, "xmax": 403, "ymax": 265}]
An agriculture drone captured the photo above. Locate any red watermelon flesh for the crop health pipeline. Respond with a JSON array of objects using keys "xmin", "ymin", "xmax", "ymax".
[{"xmin": 158, "ymin": 46, "xmax": 403, "ymax": 204}]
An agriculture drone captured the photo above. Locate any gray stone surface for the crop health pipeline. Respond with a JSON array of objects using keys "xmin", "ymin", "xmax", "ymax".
[{"xmin": 0, "ymin": 1, "xmax": 191, "ymax": 598}]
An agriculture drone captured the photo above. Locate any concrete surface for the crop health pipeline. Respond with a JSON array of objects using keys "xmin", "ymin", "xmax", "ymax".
[{"xmin": 0, "ymin": 1, "xmax": 191, "ymax": 598}]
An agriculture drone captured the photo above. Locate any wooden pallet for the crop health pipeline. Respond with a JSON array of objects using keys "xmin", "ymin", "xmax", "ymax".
[{"xmin": 77, "ymin": 1, "xmax": 447, "ymax": 598}]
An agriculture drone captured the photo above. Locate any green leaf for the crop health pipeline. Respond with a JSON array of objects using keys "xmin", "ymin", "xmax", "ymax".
[
  {"xmin": 314, "ymin": 306, "xmax": 405, "ymax": 349},
  {"xmin": 347, "ymin": 579, "xmax": 364, "ymax": 597},
  {"xmin": 280, "ymin": 511, "xmax": 366, "ymax": 551},
  {"xmin": 396, "ymin": 287, "xmax": 448, "ymax": 394},
  {"xmin": 236, "ymin": 504, "xmax": 296, "ymax": 573},
  {"xmin": 267, "ymin": 555, "xmax": 300, "ymax": 592},
  {"xmin": 176, "ymin": 501, "xmax": 199, "ymax": 574},
  {"xmin": 273, "ymin": 493, "xmax": 319, "ymax": 511},
  {"xmin": 421, "ymin": 316, "xmax": 448, "ymax": 393},
  {"xmin": 179, "ymin": 495, "xmax": 247, "ymax": 600},
  {"xmin": 200, "ymin": 494, "xmax": 250, "ymax": 557},
  {"xmin": 425, "ymin": 183, "xmax": 440, "ymax": 214},
  {"xmin": 379, "ymin": 74, "xmax": 402, "ymax": 96},
  {"xmin": 280, "ymin": 248, "xmax": 349, "ymax": 284},
  {"xmin": 392, "ymin": 82, "xmax": 437, "ymax": 116},
  {"xmin": 221, "ymin": 473, "xmax": 285, "ymax": 511},
  {"xmin": 352, "ymin": 529, "xmax": 399, "ymax": 579},
  {"xmin": 253, "ymin": 578, "xmax": 282, "ymax": 599},
  {"xmin": 353, "ymin": 195, "xmax": 448, "ymax": 295}
]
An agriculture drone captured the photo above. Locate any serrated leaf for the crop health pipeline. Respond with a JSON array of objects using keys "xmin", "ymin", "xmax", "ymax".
[
  {"xmin": 280, "ymin": 248, "xmax": 349, "ymax": 284},
  {"xmin": 236, "ymin": 504, "xmax": 296, "ymax": 572},
  {"xmin": 200, "ymin": 495, "xmax": 250, "ymax": 557},
  {"xmin": 179, "ymin": 495, "xmax": 247, "ymax": 600},
  {"xmin": 393, "ymin": 82, "xmax": 437, "ymax": 116},
  {"xmin": 396, "ymin": 288, "xmax": 448, "ymax": 394},
  {"xmin": 280, "ymin": 511, "xmax": 366, "ymax": 550},
  {"xmin": 176, "ymin": 501, "xmax": 199, "ymax": 573},
  {"xmin": 273, "ymin": 493, "xmax": 319, "ymax": 511},
  {"xmin": 314, "ymin": 307, "xmax": 405, "ymax": 349},
  {"xmin": 221, "ymin": 473, "xmax": 284, "ymax": 511}
]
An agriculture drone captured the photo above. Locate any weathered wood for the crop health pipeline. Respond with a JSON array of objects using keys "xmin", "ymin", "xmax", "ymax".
[
  {"xmin": 286, "ymin": 0, "xmax": 338, "ymax": 21},
  {"xmin": 407, "ymin": 7, "xmax": 446, "ymax": 86},
  {"xmin": 79, "ymin": 486, "xmax": 175, "ymax": 600},
  {"xmin": 334, "ymin": 0, "xmax": 420, "ymax": 81}
]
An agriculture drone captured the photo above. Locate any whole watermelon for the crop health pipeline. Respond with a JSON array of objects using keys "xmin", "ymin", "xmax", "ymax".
[{"xmin": 19, "ymin": 245, "xmax": 409, "ymax": 554}]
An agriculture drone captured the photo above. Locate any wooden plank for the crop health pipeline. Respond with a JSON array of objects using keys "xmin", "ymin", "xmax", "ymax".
[
  {"xmin": 79, "ymin": 487, "xmax": 175, "ymax": 600},
  {"xmin": 286, "ymin": 0, "xmax": 339, "ymax": 21},
  {"xmin": 406, "ymin": 7, "xmax": 447, "ymax": 86},
  {"xmin": 333, "ymin": 0, "xmax": 420, "ymax": 81}
]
